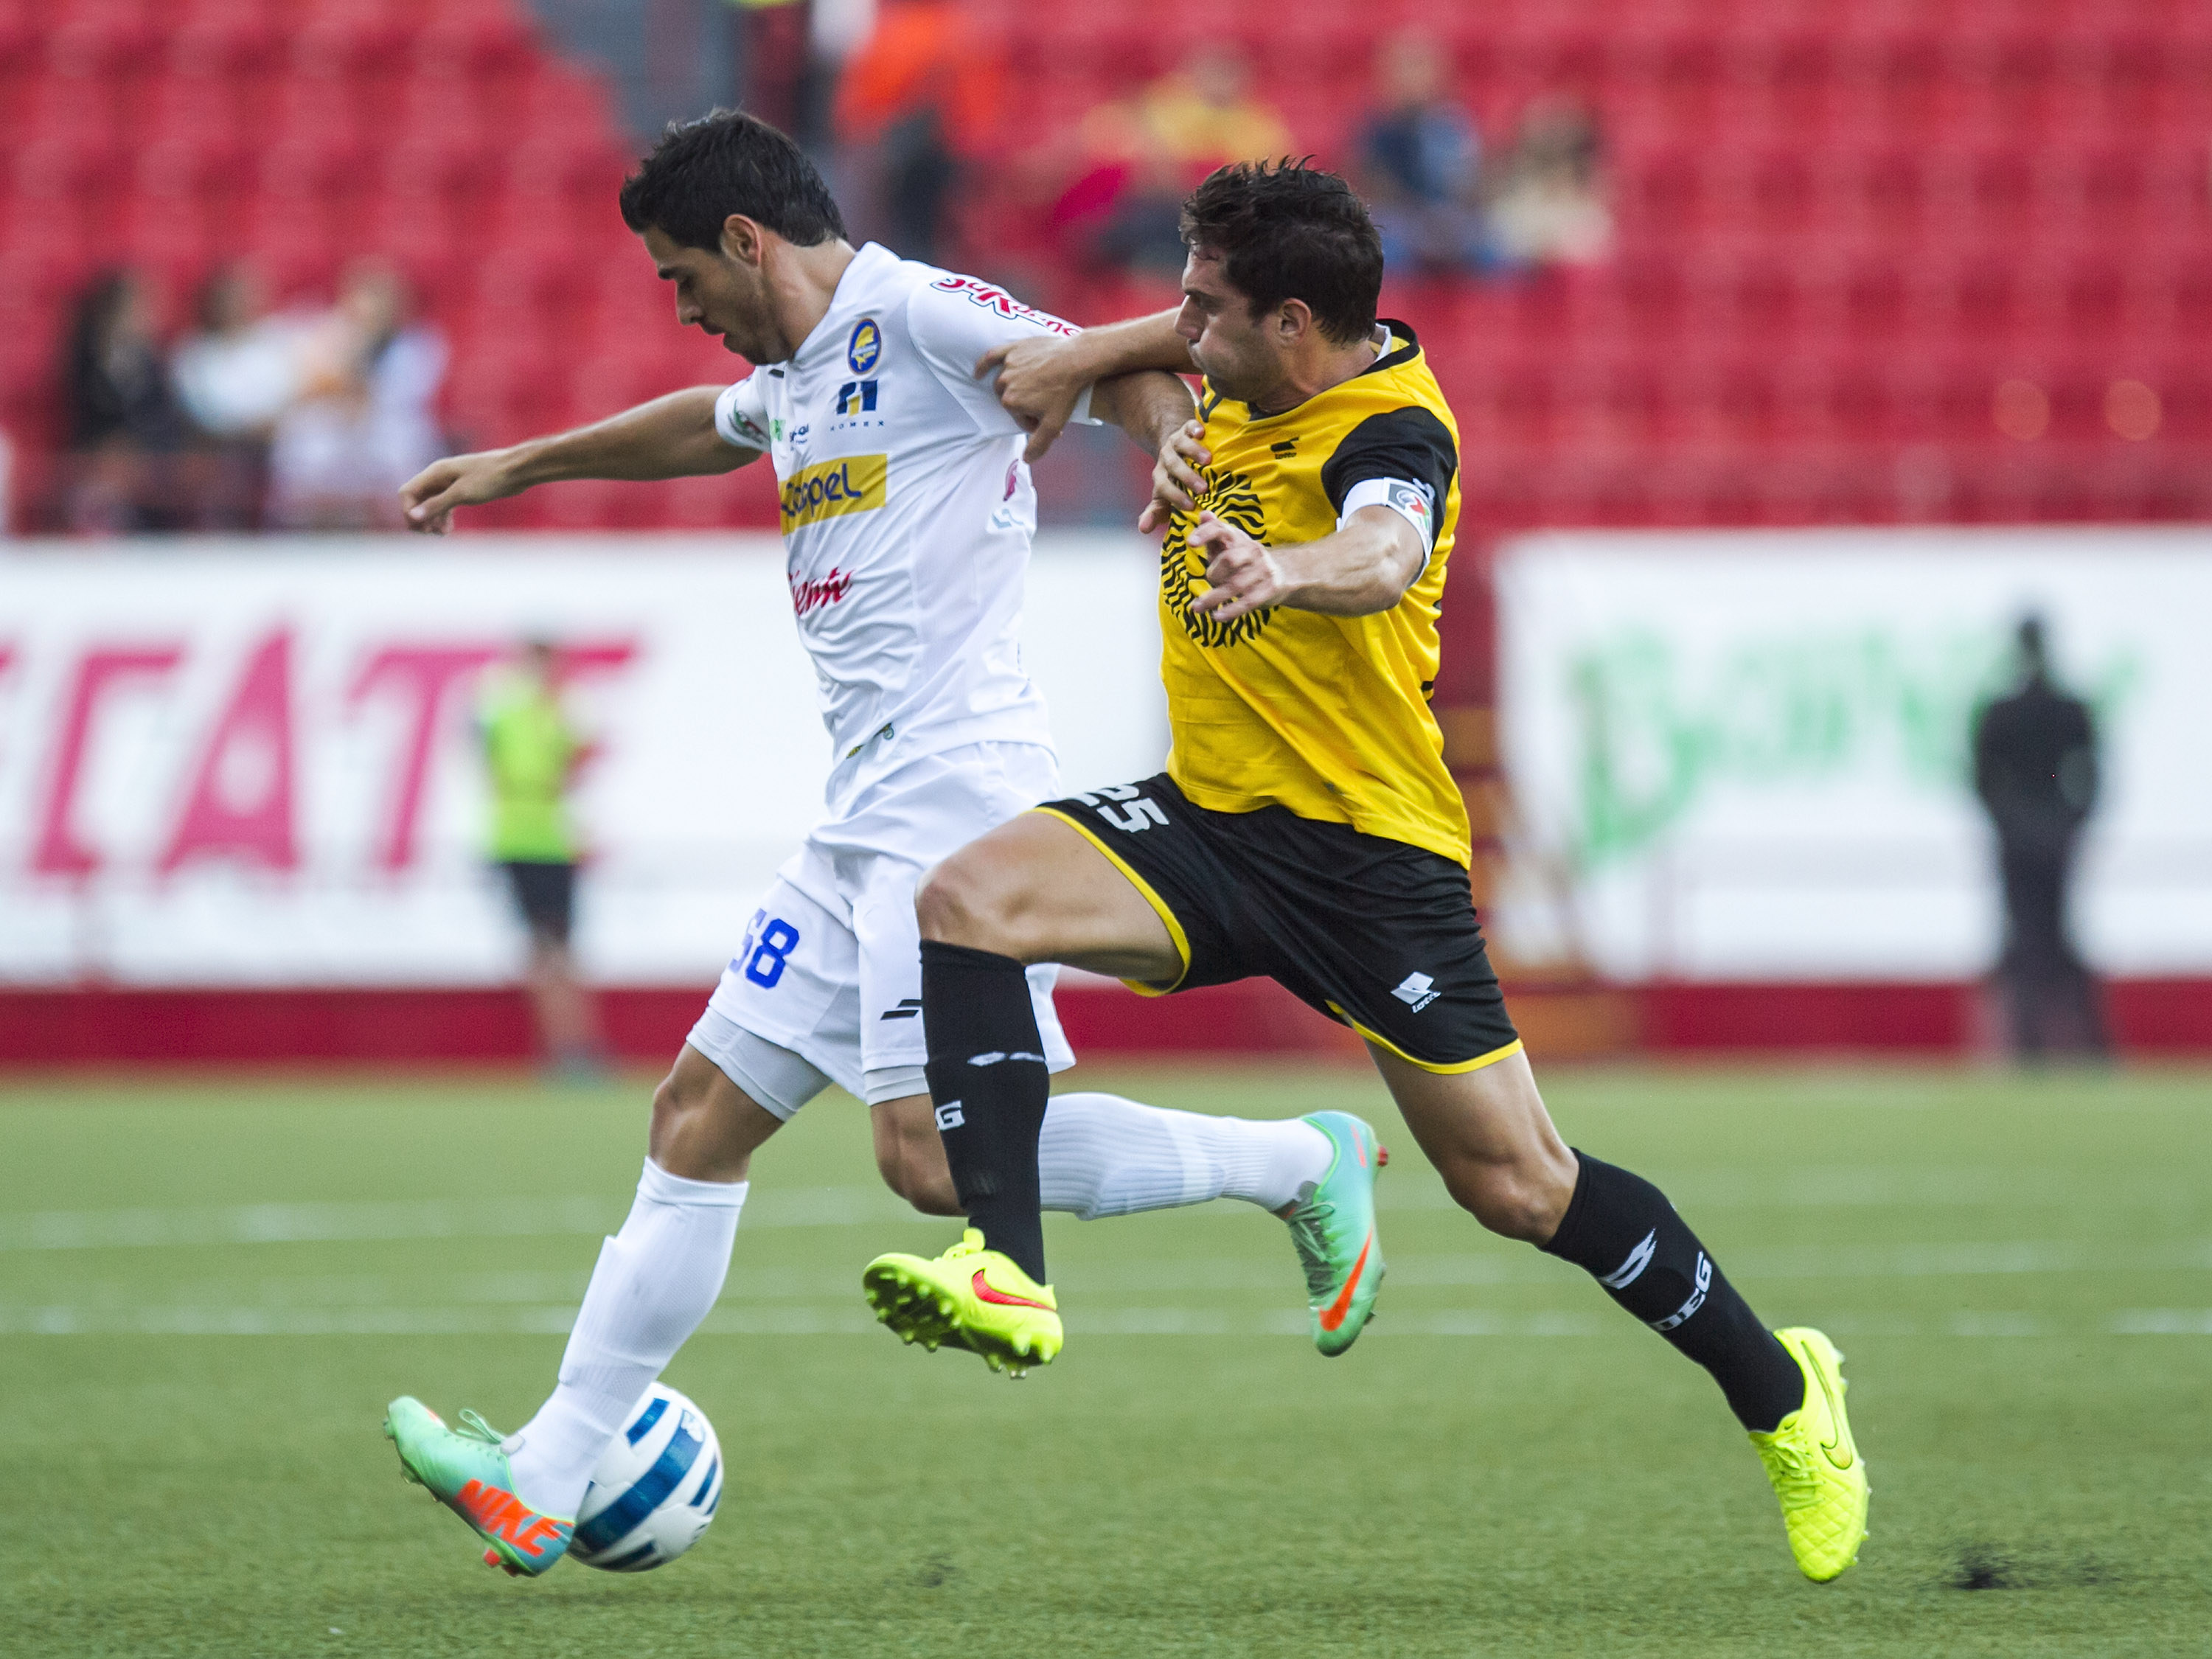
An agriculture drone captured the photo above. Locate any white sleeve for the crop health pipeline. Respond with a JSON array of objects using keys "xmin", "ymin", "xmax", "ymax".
[
  {"xmin": 1337, "ymin": 476, "xmax": 1439, "ymax": 557},
  {"xmin": 713, "ymin": 375, "xmax": 771, "ymax": 453},
  {"xmin": 907, "ymin": 275, "xmax": 1095, "ymax": 436}
]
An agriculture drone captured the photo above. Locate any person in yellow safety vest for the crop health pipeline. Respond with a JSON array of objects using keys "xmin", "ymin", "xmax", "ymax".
[{"xmin": 480, "ymin": 639, "xmax": 604, "ymax": 1077}]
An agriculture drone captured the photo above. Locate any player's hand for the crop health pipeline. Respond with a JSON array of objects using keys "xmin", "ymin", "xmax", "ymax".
[
  {"xmin": 1187, "ymin": 511, "xmax": 1290, "ymax": 623},
  {"xmin": 1137, "ymin": 420, "xmax": 1211, "ymax": 536},
  {"xmin": 398, "ymin": 451, "xmax": 520, "ymax": 535},
  {"xmin": 977, "ymin": 337, "xmax": 1087, "ymax": 462}
]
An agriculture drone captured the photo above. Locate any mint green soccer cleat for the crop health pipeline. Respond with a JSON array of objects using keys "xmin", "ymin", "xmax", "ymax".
[
  {"xmin": 1284, "ymin": 1111, "xmax": 1388, "ymax": 1356},
  {"xmin": 382, "ymin": 1396, "xmax": 574, "ymax": 1578}
]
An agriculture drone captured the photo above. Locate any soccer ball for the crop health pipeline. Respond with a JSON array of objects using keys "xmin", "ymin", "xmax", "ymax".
[{"xmin": 569, "ymin": 1383, "xmax": 724, "ymax": 1572}]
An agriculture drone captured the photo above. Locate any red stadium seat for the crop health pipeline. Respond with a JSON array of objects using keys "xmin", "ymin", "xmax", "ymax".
[
  {"xmin": 44, "ymin": 1, "xmax": 162, "ymax": 83},
  {"xmin": 3, "ymin": 0, "xmax": 2204, "ymax": 530},
  {"xmin": 252, "ymin": 131, "xmax": 373, "ymax": 245},
  {"xmin": 169, "ymin": 2, "xmax": 291, "ymax": 79}
]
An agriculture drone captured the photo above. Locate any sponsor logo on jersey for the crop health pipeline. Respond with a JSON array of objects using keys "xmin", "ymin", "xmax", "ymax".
[
  {"xmin": 929, "ymin": 275, "xmax": 1080, "ymax": 335},
  {"xmin": 779, "ymin": 453, "xmax": 887, "ymax": 530},
  {"xmin": 847, "ymin": 317, "xmax": 883, "ymax": 375},
  {"xmin": 835, "ymin": 379, "xmax": 879, "ymax": 415},
  {"xmin": 789, "ymin": 566, "xmax": 853, "ymax": 617}
]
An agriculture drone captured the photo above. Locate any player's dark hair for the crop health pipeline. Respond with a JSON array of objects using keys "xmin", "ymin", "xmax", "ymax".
[
  {"xmin": 1180, "ymin": 159, "xmax": 1382, "ymax": 345},
  {"xmin": 619, "ymin": 108, "xmax": 847, "ymax": 251}
]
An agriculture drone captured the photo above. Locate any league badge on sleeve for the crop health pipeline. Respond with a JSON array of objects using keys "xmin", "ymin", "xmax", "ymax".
[{"xmin": 847, "ymin": 318, "xmax": 883, "ymax": 375}]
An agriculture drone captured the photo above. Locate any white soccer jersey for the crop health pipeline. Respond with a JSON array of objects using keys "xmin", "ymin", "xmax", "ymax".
[{"xmin": 714, "ymin": 242, "xmax": 1093, "ymax": 807}]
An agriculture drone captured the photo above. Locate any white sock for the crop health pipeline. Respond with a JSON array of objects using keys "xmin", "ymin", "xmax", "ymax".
[
  {"xmin": 504, "ymin": 1161, "xmax": 746, "ymax": 1519},
  {"xmin": 1038, "ymin": 1091, "xmax": 1332, "ymax": 1220}
]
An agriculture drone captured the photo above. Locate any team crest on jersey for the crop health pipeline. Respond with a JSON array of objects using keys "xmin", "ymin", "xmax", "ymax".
[
  {"xmin": 847, "ymin": 318, "xmax": 883, "ymax": 375},
  {"xmin": 1162, "ymin": 470, "xmax": 1273, "ymax": 647}
]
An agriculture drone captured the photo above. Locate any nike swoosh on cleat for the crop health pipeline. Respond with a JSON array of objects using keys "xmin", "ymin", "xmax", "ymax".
[
  {"xmin": 1807, "ymin": 1346, "xmax": 1854, "ymax": 1470},
  {"xmin": 970, "ymin": 1270, "xmax": 1052, "ymax": 1310},
  {"xmin": 1317, "ymin": 1234, "xmax": 1373, "ymax": 1332}
]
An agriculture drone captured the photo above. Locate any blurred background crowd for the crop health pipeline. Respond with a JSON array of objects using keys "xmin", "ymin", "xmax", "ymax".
[{"xmin": 1, "ymin": 0, "xmax": 2208, "ymax": 536}]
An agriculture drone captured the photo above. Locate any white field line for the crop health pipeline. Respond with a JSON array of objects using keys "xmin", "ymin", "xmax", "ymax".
[
  {"xmin": 7, "ymin": 1169, "xmax": 2202, "ymax": 1253},
  {"xmin": 0, "ymin": 1186, "xmax": 916, "ymax": 1251},
  {"xmin": 15, "ymin": 1235, "xmax": 2206, "ymax": 1313},
  {"xmin": 3, "ymin": 1304, "xmax": 2208, "ymax": 1338}
]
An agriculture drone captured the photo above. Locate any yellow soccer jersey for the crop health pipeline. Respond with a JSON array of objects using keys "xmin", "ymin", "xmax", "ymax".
[{"xmin": 1159, "ymin": 321, "xmax": 1470, "ymax": 866}]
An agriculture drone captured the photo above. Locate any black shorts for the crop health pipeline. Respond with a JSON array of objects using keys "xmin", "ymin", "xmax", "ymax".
[
  {"xmin": 501, "ymin": 860, "xmax": 576, "ymax": 945},
  {"xmin": 1035, "ymin": 775, "xmax": 1520, "ymax": 1074}
]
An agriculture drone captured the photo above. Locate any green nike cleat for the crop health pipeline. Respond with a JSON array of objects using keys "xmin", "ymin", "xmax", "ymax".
[
  {"xmin": 382, "ymin": 1397, "xmax": 574, "ymax": 1577},
  {"xmin": 1284, "ymin": 1111, "xmax": 1388, "ymax": 1356}
]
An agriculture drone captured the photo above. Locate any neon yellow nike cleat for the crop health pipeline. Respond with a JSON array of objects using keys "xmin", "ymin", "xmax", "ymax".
[
  {"xmin": 862, "ymin": 1228, "xmax": 1062, "ymax": 1378},
  {"xmin": 1749, "ymin": 1326, "xmax": 1869, "ymax": 1582}
]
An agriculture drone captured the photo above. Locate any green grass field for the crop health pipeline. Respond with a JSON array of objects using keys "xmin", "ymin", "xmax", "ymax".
[{"xmin": 4, "ymin": 1062, "xmax": 2208, "ymax": 1656}]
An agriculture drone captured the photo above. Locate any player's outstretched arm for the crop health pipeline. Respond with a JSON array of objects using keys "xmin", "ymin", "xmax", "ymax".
[
  {"xmin": 1187, "ymin": 506, "xmax": 1426, "ymax": 622},
  {"xmin": 978, "ymin": 309, "xmax": 1189, "ymax": 462},
  {"xmin": 400, "ymin": 386, "xmax": 754, "ymax": 534},
  {"xmin": 1089, "ymin": 369, "xmax": 1198, "ymax": 493}
]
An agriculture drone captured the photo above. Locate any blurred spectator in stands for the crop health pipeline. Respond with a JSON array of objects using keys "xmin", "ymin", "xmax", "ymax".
[
  {"xmin": 1973, "ymin": 615, "xmax": 2109, "ymax": 1061},
  {"xmin": 62, "ymin": 270, "xmax": 192, "ymax": 534},
  {"xmin": 1357, "ymin": 30, "xmax": 1489, "ymax": 276},
  {"xmin": 1063, "ymin": 45, "xmax": 1293, "ymax": 274},
  {"xmin": 1485, "ymin": 98, "xmax": 1615, "ymax": 271},
  {"xmin": 833, "ymin": 0, "xmax": 1004, "ymax": 263},
  {"xmin": 480, "ymin": 639, "xmax": 604, "ymax": 1080},
  {"xmin": 173, "ymin": 262, "xmax": 305, "ymax": 530},
  {"xmin": 268, "ymin": 262, "xmax": 448, "ymax": 532}
]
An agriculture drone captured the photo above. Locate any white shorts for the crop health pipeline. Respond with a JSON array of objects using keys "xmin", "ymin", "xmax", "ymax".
[{"xmin": 685, "ymin": 740, "xmax": 1075, "ymax": 1116}]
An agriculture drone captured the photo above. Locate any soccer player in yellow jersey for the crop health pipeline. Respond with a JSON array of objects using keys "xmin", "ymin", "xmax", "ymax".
[
  {"xmin": 479, "ymin": 639, "xmax": 603, "ymax": 1077},
  {"xmin": 861, "ymin": 161, "xmax": 1868, "ymax": 1582}
]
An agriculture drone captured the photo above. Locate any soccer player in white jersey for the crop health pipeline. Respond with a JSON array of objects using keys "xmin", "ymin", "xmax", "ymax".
[{"xmin": 377, "ymin": 112, "xmax": 1388, "ymax": 1579}]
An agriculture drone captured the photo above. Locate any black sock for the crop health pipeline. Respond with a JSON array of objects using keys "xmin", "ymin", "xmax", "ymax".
[
  {"xmin": 919, "ymin": 939, "xmax": 1051, "ymax": 1284},
  {"xmin": 1541, "ymin": 1152, "xmax": 1805, "ymax": 1432}
]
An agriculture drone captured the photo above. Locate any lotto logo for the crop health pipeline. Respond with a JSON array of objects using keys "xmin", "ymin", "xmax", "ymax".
[
  {"xmin": 1391, "ymin": 971, "xmax": 1440, "ymax": 1012},
  {"xmin": 780, "ymin": 454, "xmax": 887, "ymax": 529}
]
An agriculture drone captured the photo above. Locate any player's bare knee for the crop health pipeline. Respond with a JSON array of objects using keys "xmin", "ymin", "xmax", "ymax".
[
  {"xmin": 914, "ymin": 853, "xmax": 1021, "ymax": 955},
  {"xmin": 647, "ymin": 1066, "xmax": 734, "ymax": 1177},
  {"xmin": 1446, "ymin": 1161, "xmax": 1561, "ymax": 1244},
  {"xmin": 647, "ymin": 1068, "xmax": 693, "ymax": 1143}
]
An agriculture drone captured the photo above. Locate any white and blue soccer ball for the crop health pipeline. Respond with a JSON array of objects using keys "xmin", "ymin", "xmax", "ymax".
[{"xmin": 570, "ymin": 1383, "xmax": 724, "ymax": 1572}]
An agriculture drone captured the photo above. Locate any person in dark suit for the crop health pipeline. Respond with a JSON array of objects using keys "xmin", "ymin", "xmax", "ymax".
[{"xmin": 1973, "ymin": 616, "xmax": 2108, "ymax": 1058}]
